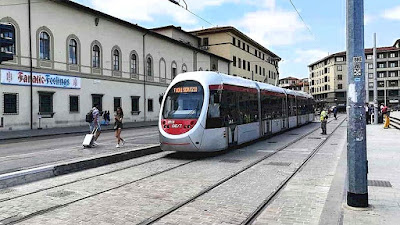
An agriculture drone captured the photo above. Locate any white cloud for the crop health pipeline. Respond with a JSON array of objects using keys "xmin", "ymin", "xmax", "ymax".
[
  {"xmin": 382, "ymin": 5, "xmax": 400, "ymax": 20},
  {"xmin": 236, "ymin": 8, "xmax": 312, "ymax": 46},
  {"xmin": 294, "ymin": 49, "xmax": 329, "ymax": 65},
  {"xmin": 364, "ymin": 14, "xmax": 374, "ymax": 25}
]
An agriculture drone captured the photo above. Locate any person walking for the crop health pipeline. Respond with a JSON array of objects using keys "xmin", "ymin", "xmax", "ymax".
[
  {"xmin": 333, "ymin": 106, "xmax": 338, "ymax": 120},
  {"xmin": 114, "ymin": 107, "xmax": 125, "ymax": 148},
  {"xmin": 320, "ymin": 109, "xmax": 328, "ymax": 135},
  {"xmin": 382, "ymin": 105, "xmax": 390, "ymax": 129},
  {"xmin": 90, "ymin": 104, "xmax": 101, "ymax": 146}
]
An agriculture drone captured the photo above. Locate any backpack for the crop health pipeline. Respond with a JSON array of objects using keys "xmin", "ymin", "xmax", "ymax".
[{"xmin": 85, "ymin": 110, "xmax": 93, "ymax": 123}]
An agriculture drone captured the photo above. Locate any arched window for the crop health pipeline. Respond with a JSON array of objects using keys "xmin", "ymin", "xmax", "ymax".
[
  {"xmin": 147, "ymin": 57, "xmax": 152, "ymax": 76},
  {"xmin": 113, "ymin": 49, "xmax": 120, "ymax": 71},
  {"xmin": 171, "ymin": 61, "xmax": 177, "ymax": 78},
  {"xmin": 198, "ymin": 67, "xmax": 203, "ymax": 71},
  {"xmin": 2, "ymin": 24, "xmax": 15, "ymax": 54},
  {"xmin": 182, "ymin": 64, "xmax": 187, "ymax": 73},
  {"xmin": 39, "ymin": 31, "xmax": 50, "ymax": 60},
  {"xmin": 92, "ymin": 45, "xmax": 100, "ymax": 68},
  {"xmin": 131, "ymin": 53, "xmax": 137, "ymax": 74},
  {"xmin": 68, "ymin": 39, "xmax": 77, "ymax": 64},
  {"xmin": 159, "ymin": 58, "xmax": 166, "ymax": 81}
]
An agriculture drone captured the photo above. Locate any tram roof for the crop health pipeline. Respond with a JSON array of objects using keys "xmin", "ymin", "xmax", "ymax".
[{"xmin": 174, "ymin": 71, "xmax": 312, "ymax": 99}]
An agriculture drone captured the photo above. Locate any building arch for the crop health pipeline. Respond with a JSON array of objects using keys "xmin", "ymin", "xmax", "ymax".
[
  {"xmin": 130, "ymin": 50, "xmax": 139, "ymax": 76},
  {"xmin": 66, "ymin": 34, "xmax": 81, "ymax": 71},
  {"xmin": 90, "ymin": 40, "xmax": 103, "ymax": 74},
  {"xmin": 146, "ymin": 54, "xmax": 154, "ymax": 78},
  {"xmin": 159, "ymin": 58, "xmax": 166, "ymax": 82},
  {"xmin": 36, "ymin": 26, "xmax": 54, "ymax": 68},
  {"xmin": 171, "ymin": 61, "xmax": 177, "ymax": 79}
]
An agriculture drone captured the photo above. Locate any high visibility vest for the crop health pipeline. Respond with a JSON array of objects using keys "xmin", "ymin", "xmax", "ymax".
[{"xmin": 320, "ymin": 111, "xmax": 327, "ymax": 121}]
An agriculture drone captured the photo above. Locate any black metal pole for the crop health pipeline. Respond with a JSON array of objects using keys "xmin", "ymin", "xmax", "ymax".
[{"xmin": 28, "ymin": 0, "xmax": 33, "ymax": 129}]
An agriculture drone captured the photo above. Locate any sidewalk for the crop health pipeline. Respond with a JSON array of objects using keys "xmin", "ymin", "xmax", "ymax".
[
  {"xmin": 253, "ymin": 118, "xmax": 400, "ymax": 225},
  {"xmin": 0, "ymin": 121, "xmax": 157, "ymax": 141}
]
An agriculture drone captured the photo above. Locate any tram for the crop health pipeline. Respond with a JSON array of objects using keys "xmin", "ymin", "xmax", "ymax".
[{"xmin": 159, "ymin": 71, "xmax": 315, "ymax": 152}]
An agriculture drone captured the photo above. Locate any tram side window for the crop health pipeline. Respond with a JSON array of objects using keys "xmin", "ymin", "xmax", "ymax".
[
  {"xmin": 287, "ymin": 96, "xmax": 296, "ymax": 117},
  {"xmin": 220, "ymin": 90, "xmax": 240, "ymax": 125},
  {"xmin": 206, "ymin": 90, "xmax": 223, "ymax": 129},
  {"xmin": 262, "ymin": 94, "xmax": 283, "ymax": 119},
  {"xmin": 238, "ymin": 92, "xmax": 258, "ymax": 124}
]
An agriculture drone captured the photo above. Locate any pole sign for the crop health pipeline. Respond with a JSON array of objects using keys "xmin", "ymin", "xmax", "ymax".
[
  {"xmin": 353, "ymin": 56, "xmax": 362, "ymax": 77},
  {"xmin": 1, "ymin": 69, "xmax": 81, "ymax": 89}
]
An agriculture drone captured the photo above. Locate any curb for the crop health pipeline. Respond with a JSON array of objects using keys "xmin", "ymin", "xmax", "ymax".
[
  {"xmin": 0, "ymin": 122, "xmax": 158, "ymax": 142},
  {"xmin": 0, "ymin": 144, "xmax": 161, "ymax": 189}
]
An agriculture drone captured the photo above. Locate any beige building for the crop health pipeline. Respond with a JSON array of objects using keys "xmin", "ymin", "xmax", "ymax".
[
  {"xmin": 309, "ymin": 39, "xmax": 400, "ymax": 110},
  {"xmin": 0, "ymin": 0, "xmax": 229, "ymax": 131},
  {"xmin": 190, "ymin": 27, "xmax": 281, "ymax": 85},
  {"xmin": 279, "ymin": 77, "xmax": 309, "ymax": 93}
]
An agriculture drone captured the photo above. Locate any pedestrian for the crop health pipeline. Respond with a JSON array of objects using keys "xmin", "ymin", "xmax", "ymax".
[
  {"xmin": 320, "ymin": 108, "xmax": 328, "ymax": 135},
  {"xmin": 114, "ymin": 107, "xmax": 125, "ymax": 148},
  {"xmin": 90, "ymin": 104, "xmax": 101, "ymax": 146},
  {"xmin": 365, "ymin": 103, "xmax": 370, "ymax": 124},
  {"xmin": 382, "ymin": 105, "xmax": 390, "ymax": 129},
  {"xmin": 333, "ymin": 106, "xmax": 338, "ymax": 120}
]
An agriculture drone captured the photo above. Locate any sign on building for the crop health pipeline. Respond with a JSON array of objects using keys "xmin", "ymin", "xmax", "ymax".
[{"xmin": 1, "ymin": 69, "xmax": 81, "ymax": 89}]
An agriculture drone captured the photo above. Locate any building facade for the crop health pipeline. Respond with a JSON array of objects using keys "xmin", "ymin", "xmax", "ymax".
[
  {"xmin": 0, "ymin": 0, "xmax": 229, "ymax": 131},
  {"xmin": 309, "ymin": 40, "xmax": 400, "ymax": 110},
  {"xmin": 278, "ymin": 77, "xmax": 309, "ymax": 93},
  {"xmin": 190, "ymin": 27, "xmax": 281, "ymax": 85}
]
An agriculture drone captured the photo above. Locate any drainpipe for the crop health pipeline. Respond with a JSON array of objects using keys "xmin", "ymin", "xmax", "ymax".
[
  {"xmin": 143, "ymin": 31, "xmax": 149, "ymax": 122},
  {"xmin": 28, "ymin": 0, "xmax": 33, "ymax": 129}
]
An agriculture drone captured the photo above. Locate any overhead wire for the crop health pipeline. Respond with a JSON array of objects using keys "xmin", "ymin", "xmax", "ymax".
[{"xmin": 288, "ymin": 0, "xmax": 313, "ymax": 36}]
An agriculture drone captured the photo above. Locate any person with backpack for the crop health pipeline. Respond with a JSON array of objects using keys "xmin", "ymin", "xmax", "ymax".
[
  {"xmin": 87, "ymin": 105, "xmax": 101, "ymax": 146},
  {"xmin": 114, "ymin": 107, "xmax": 125, "ymax": 148}
]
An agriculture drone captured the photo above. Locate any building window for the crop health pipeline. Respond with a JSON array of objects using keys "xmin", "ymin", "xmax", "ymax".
[
  {"xmin": 113, "ymin": 49, "xmax": 120, "ymax": 71},
  {"xmin": 68, "ymin": 39, "xmax": 78, "ymax": 64},
  {"xmin": 147, "ymin": 56, "xmax": 153, "ymax": 76},
  {"xmin": 378, "ymin": 72, "xmax": 385, "ymax": 78},
  {"xmin": 378, "ymin": 53, "xmax": 384, "ymax": 59},
  {"xmin": 203, "ymin": 37, "xmax": 209, "ymax": 46},
  {"xmin": 242, "ymin": 42, "xmax": 245, "ymax": 50},
  {"xmin": 148, "ymin": 99, "xmax": 153, "ymax": 112},
  {"xmin": 255, "ymin": 49, "xmax": 257, "ymax": 56},
  {"xmin": 338, "ymin": 74, "xmax": 342, "ymax": 80},
  {"xmin": 366, "ymin": 54, "xmax": 373, "ymax": 60},
  {"xmin": 378, "ymin": 63, "xmax": 385, "ymax": 68},
  {"xmin": 243, "ymin": 60, "xmax": 246, "ymax": 70},
  {"xmin": 233, "ymin": 56, "xmax": 236, "ymax": 67},
  {"xmin": 336, "ymin": 57, "xmax": 344, "ymax": 62},
  {"xmin": 247, "ymin": 45, "xmax": 249, "ymax": 52},
  {"xmin": 39, "ymin": 32, "xmax": 50, "ymax": 60},
  {"xmin": 131, "ymin": 53, "xmax": 138, "ymax": 74},
  {"xmin": 248, "ymin": 61, "xmax": 250, "ymax": 71},
  {"xmin": 368, "ymin": 82, "xmax": 374, "ymax": 88},
  {"xmin": 232, "ymin": 37, "xmax": 236, "ymax": 45},
  {"xmin": 92, "ymin": 94, "xmax": 103, "ymax": 112},
  {"xmin": 368, "ymin": 63, "xmax": 373, "ymax": 69},
  {"xmin": 171, "ymin": 61, "xmax": 177, "ymax": 78},
  {"xmin": 3, "ymin": 93, "xmax": 18, "ymax": 114},
  {"xmin": 337, "ymin": 65, "xmax": 342, "ymax": 71},
  {"xmin": 114, "ymin": 97, "xmax": 121, "ymax": 112},
  {"xmin": 389, "ymin": 71, "xmax": 397, "ymax": 77},
  {"xmin": 263, "ymin": 68, "xmax": 265, "ymax": 76},
  {"xmin": 2, "ymin": 25, "xmax": 15, "ymax": 54},
  {"xmin": 69, "ymin": 96, "xmax": 79, "ymax": 112},
  {"xmin": 368, "ymin": 73, "xmax": 373, "ymax": 79},
  {"xmin": 131, "ymin": 96, "xmax": 140, "ymax": 112},
  {"xmin": 255, "ymin": 65, "xmax": 258, "ymax": 74},
  {"xmin": 39, "ymin": 92, "xmax": 54, "ymax": 114},
  {"xmin": 92, "ymin": 45, "xmax": 100, "ymax": 68},
  {"xmin": 238, "ymin": 40, "xmax": 241, "ymax": 47},
  {"xmin": 338, "ymin": 84, "xmax": 343, "ymax": 89},
  {"xmin": 238, "ymin": 58, "xmax": 241, "ymax": 68},
  {"xmin": 182, "ymin": 64, "xmax": 187, "ymax": 73},
  {"xmin": 389, "ymin": 52, "xmax": 397, "ymax": 58},
  {"xmin": 389, "ymin": 62, "xmax": 397, "ymax": 68}
]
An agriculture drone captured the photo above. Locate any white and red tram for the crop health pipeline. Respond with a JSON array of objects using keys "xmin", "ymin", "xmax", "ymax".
[{"xmin": 159, "ymin": 71, "xmax": 315, "ymax": 152}]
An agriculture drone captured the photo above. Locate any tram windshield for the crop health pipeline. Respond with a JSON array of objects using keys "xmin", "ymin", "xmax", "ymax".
[{"xmin": 162, "ymin": 81, "xmax": 204, "ymax": 119}]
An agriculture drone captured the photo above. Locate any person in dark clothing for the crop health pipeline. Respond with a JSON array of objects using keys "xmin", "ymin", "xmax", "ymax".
[
  {"xmin": 333, "ymin": 106, "xmax": 338, "ymax": 120},
  {"xmin": 114, "ymin": 107, "xmax": 125, "ymax": 148}
]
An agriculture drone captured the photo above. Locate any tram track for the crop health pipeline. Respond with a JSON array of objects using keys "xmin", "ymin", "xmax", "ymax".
[
  {"xmin": 138, "ymin": 117, "xmax": 346, "ymax": 225},
  {"xmin": 1, "ymin": 118, "xmax": 342, "ymax": 225}
]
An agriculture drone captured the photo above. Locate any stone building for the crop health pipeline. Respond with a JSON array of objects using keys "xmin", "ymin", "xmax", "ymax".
[
  {"xmin": 190, "ymin": 26, "xmax": 281, "ymax": 85},
  {"xmin": 309, "ymin": 39, "xmax": 400, "ymax": 111},
  {"xmin": 0, "ymin": 0, "xmax": 229, "ymax": 131},
  {"xmin": 278, "ymin": 77, "xmax": 309, "ymax": 93}
]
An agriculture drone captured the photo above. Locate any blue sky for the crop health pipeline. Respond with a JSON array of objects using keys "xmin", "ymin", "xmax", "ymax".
[{"xmin": 73, "ymin": 0, "xmax": 400, "ymax": 79}]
